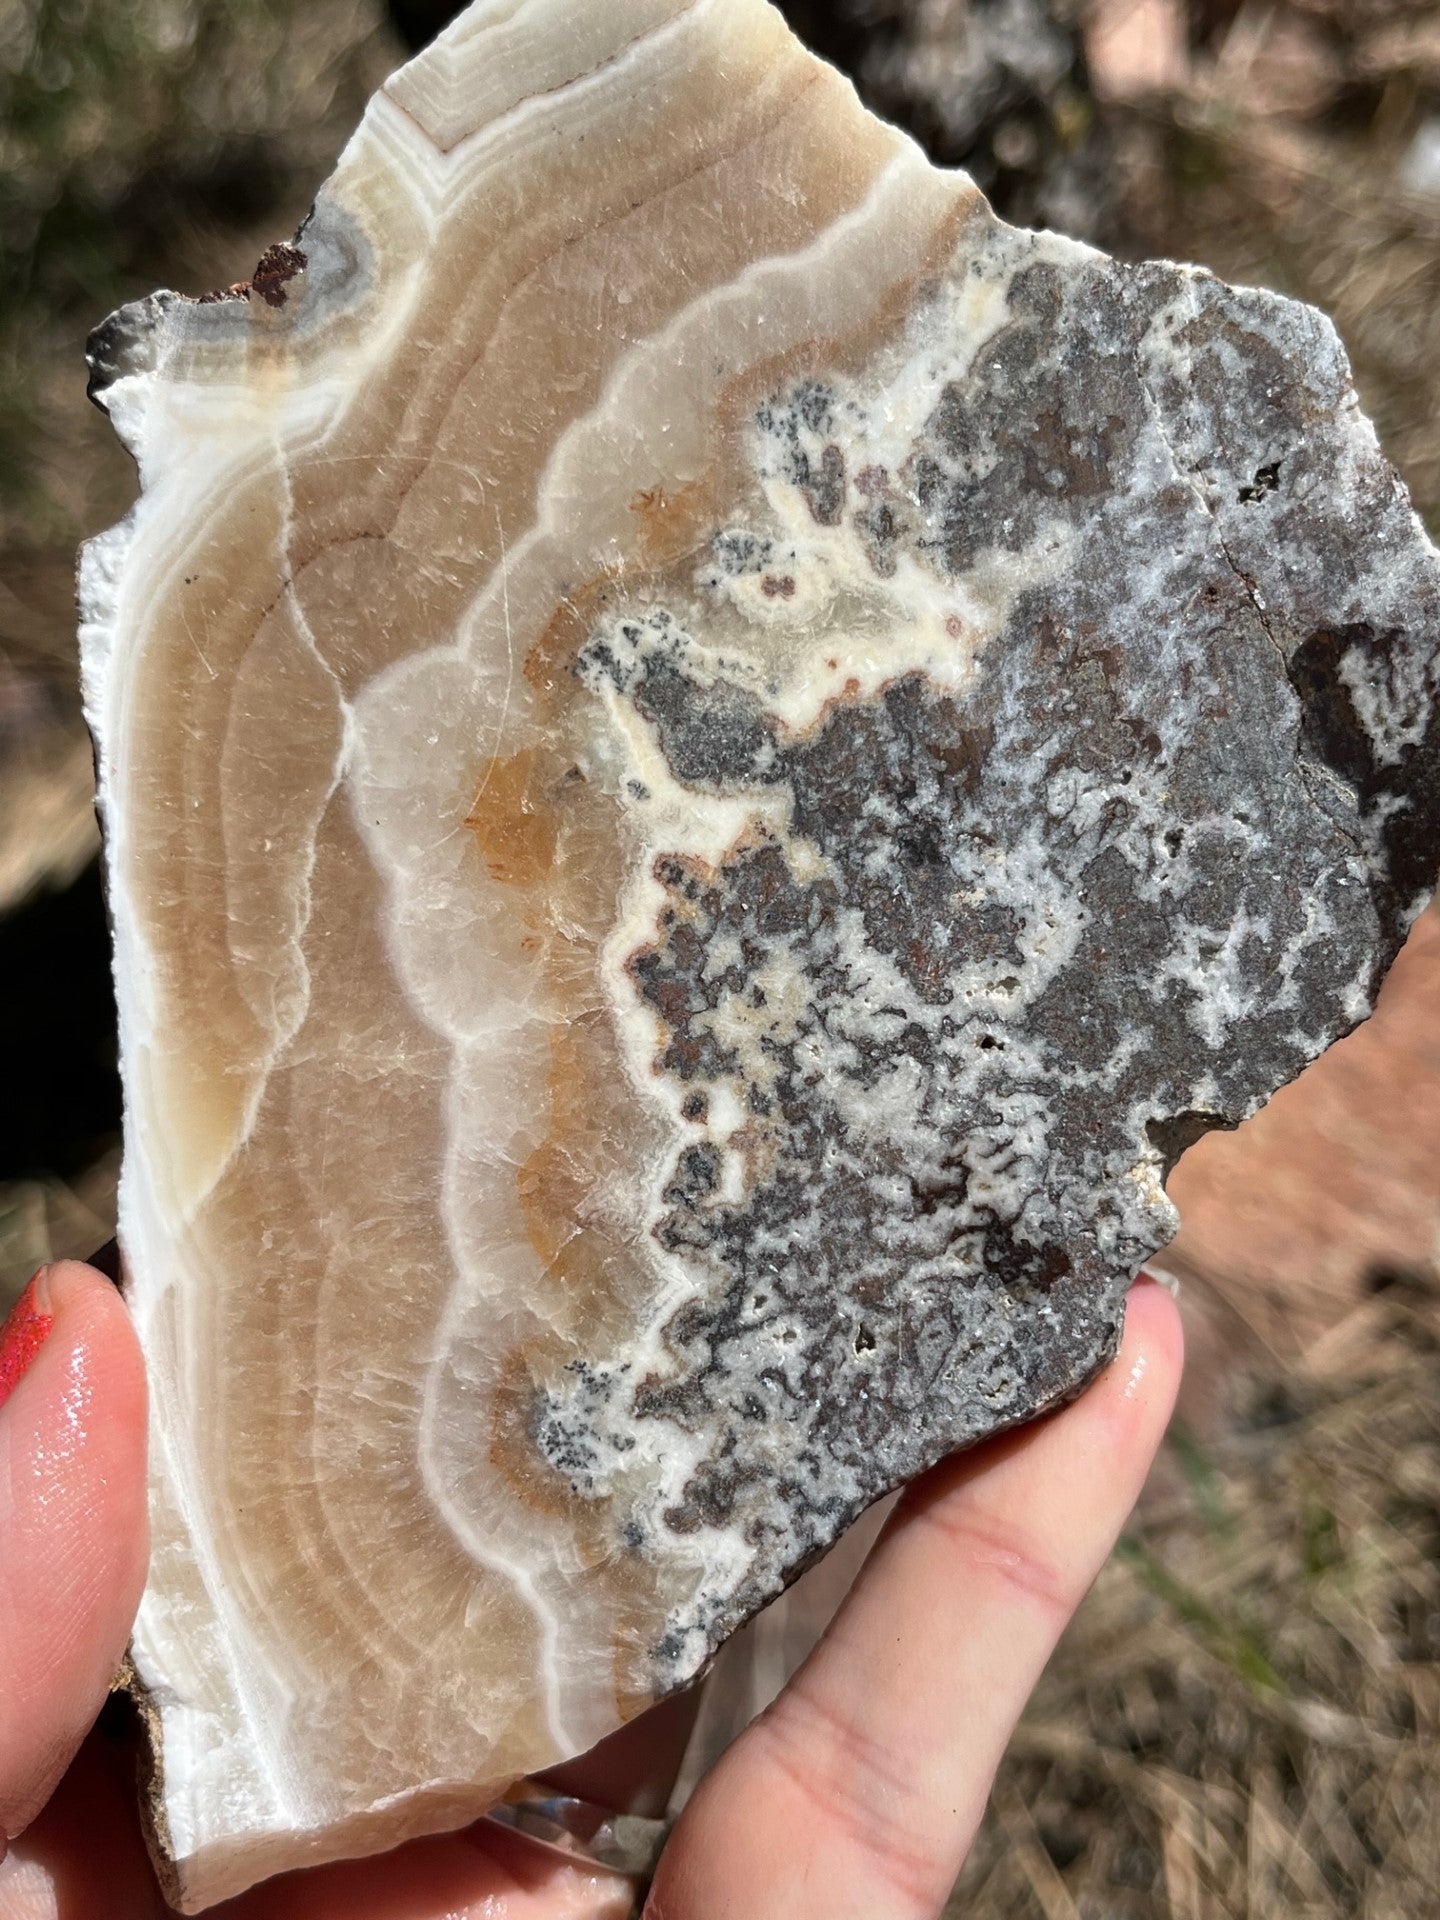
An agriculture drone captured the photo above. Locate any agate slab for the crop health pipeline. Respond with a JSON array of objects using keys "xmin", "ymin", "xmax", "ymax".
[{"xmin": 80, "ymin": 0, "xmax": 1440, "ymax": 1906}]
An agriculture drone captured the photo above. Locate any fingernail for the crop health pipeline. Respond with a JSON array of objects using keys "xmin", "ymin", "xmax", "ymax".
[{"xmin": 0, "ymin": 1269, "xmax": 55, "ymax": 1413}]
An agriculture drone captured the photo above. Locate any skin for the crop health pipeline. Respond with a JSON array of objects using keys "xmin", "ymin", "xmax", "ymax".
[{"xmin": 0, "ymin": 1261, "xmax": 1181, "ymax": 1919}]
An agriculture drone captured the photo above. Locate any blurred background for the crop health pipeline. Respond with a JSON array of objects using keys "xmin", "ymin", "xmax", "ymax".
[{"xmin": 2, "ymin": 0, "xmax": 1438, "ymax": 1912}]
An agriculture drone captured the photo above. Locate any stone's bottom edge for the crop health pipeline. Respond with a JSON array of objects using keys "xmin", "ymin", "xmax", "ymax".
[
  {"xmin": 123, "ymin": 1655, "xmax": 517, "ymax": 1915},
  {"xmin": 159, "ymin": 1780, "xmax": 522, "ymax": 1913},
  {"xmin": 127, "ymin": 1273, "xmax": 1133, "ymax": 1911}
]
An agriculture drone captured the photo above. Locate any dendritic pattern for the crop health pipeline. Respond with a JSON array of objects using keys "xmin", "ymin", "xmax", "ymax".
[{"xmin": 553, "ymin": 239, "xmax": 1440, "ymax": 1682}]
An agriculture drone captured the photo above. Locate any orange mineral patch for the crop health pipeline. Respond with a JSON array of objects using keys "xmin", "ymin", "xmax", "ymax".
[{"xmin": 465, "ymin": 746, "xmax": 559, "ymax": 887}]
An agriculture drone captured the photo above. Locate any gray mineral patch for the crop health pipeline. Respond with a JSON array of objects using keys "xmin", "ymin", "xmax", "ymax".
[{"xmin": 558, "ymin": 236, "xmax": 1440, "ymax": 1683}]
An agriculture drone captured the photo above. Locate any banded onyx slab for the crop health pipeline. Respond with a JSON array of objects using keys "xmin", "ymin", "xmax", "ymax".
[{"xmin": 80, "ymin": 0, "xmax": 1440, "ymax": 1905}]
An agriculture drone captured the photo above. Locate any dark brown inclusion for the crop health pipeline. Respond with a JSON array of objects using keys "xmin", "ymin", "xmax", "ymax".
[{"xmin": 559, "ymin": 246, "xmax": 1440, "ymax": 1678}]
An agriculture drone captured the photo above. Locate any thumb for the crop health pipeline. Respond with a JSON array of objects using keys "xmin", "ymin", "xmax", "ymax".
[{"xmin": 0, "ymin": 1260, "xmax": 148, "ymax": 1847}]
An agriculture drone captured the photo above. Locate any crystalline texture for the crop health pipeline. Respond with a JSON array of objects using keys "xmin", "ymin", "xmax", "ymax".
[{"xmin": 79, "ymin": 0, "xmax": 1440, "ymax": 1907}]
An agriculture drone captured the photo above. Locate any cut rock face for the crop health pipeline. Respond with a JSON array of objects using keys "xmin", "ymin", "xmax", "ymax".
[{"xmin": 79, "ymin": 0, "xmax": 1440, "ymax": 1908}]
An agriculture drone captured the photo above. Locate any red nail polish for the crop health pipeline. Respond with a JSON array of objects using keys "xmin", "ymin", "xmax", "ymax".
[{"xmin": 0, "ymin": 1269, "xmax": 54, "ymax": 1411}]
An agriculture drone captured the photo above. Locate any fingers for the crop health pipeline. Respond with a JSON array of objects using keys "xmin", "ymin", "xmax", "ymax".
[
  {"xmin": 0, "ymin": 1261, "xmax": 148, "ymax": 1845},
  {"xmin": 213, "ymin": 1825, "xmax": 636, "ymax": 1920},
  {"xmin": 0, "ymin": 1717, "xmax": 168, "ymax": 1919},
  {"xmin": 648, "ymin": 1278, "xmax": 1184, "ymax": 1920}
]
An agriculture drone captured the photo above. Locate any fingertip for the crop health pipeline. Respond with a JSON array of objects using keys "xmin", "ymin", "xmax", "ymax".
[
  {"xmin": 1125, "ymin": 1273, "xmax": 1186, "ymax": 1391},
  {"xmin": 43, "ymin": 1256, "xmax": 147, "ymax": 1422},
  {"xmin": 0, "ymin": 1256, "xmax": 148, "ymax": 1839},
  {"xmin": 45, "ymin": 1254, "xmax": 132, "ymax": 1323},
  {"xmin": 1079, "ymin": 1274, "xmax": 1184, "ymax": 1467}
]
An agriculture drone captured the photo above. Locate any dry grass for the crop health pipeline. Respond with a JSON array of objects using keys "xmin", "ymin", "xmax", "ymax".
[{"xmin": 950, "ymin": 1275, "xmax": 1440, "ymax": 1918}]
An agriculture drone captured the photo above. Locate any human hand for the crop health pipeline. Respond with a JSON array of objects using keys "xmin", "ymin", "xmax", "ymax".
[{"xmin": 0, "ymin": 1264, "xmax": 1181, "ymax": 1918}]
